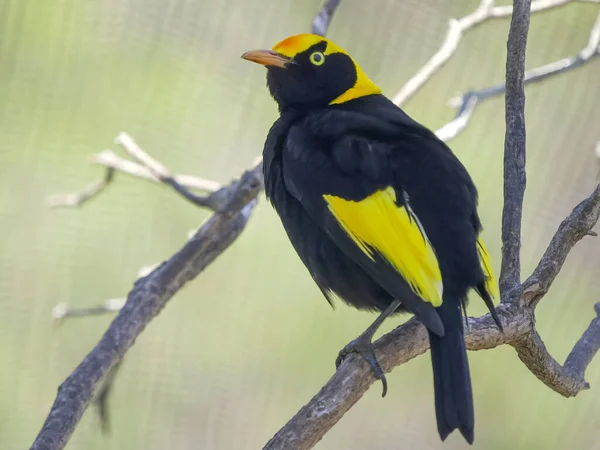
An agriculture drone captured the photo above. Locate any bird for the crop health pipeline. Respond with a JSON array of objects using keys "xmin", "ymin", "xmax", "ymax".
[{"xmin": 242, "ymin": 34, "xmax": 501, "ymax": 444}]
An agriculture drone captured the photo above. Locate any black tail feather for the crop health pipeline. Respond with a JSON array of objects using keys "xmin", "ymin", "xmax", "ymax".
[
  {"xmin": 476, "ymin": 282, "xmax": 503, "ymax": 331},
  {"xmin": 428, "ymin": 300, "xmax": 474, "ymax": 444}
]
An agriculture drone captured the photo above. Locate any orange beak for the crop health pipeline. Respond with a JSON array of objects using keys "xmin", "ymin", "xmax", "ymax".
[{"xmin": 241, "ymin": 49, "xmax": 293, "ymax": 69}]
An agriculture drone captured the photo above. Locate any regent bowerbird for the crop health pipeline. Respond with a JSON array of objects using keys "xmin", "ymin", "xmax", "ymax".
[{"xmin": 243, "ymin": 34, "xmax": 501, "ymax": 444}]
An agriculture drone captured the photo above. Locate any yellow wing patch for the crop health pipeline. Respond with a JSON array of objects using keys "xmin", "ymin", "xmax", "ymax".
[
  {"xmin": 323, "ymin": 187, "xmax": 443, "ymax": 306},
  {"xmin": 476, "ymin": 238, "xmax": 499, "ymax": 299}
]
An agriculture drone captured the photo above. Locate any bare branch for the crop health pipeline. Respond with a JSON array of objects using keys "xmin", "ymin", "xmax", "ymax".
[
  {"xmin": 113, "ymin": 133, "xmax": 228, "ymax": 210},
  {"xmin": 513, "ymin": 303, "xmax": 600, "ymax": 397},
  {"xmin": 392, "ymin": 0, "xmax": 597, "ymax": 107},
  {"xmin": 52, "ymin": 298, "xmax": 126, "ymax": 324},
  {"xmin": 522, "ymin": 183, "xmax": 600, "ymax": 305},
  {"xmin": 264, "ymin": 304, "xmax": 528, "ymax": 450},
  {"xmin": 31, "ymin": 164, "xmax": 263, "ymax": 450},
  {"xmin": 499, "ymin": 0, "xmax": 532, "ymax": 301},
  {"xmin": 46, "ymin": 140, "xmax": 221, "ymax": 209},
  {"xmin": 312, "ymin": 0, "xmax": 342, "ymax": 37},
  {"xmin": 46, "ymin": 168, "xmax": 115, "ymax": 209},
  {"xmin": 92, "ymin": 149, "xmax": 220, "ymax": 192},
  {"xmin": 52, "ymin": 266, "xmax": 156, "ymax": 324},
  {"xmin": 436, "ymin": 10, "xmax": 600, "ymax": 142},
  {"xmin": 565, "ymin": 303, "xmax": 600, "ymax": 376}
]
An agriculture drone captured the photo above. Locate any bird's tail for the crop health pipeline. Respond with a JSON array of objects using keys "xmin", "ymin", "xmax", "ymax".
[{"xmin": 428, "ymin": 298, "xmax": 474, "ymax": 444}]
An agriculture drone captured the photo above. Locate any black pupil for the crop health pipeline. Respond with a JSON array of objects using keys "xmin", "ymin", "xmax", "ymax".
[{"xmin": 313, "ymin": 53, "xmax": 322, "ymax": 62}]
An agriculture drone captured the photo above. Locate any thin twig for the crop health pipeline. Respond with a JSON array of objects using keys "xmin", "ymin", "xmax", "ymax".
[
  {"xmin": 46, "ymin": 168, "xmax": 115, "ymax": 209},
  {"xmin": 392, "ymin": 0, "xmax": 598, "ymax": 107},
  {"xmin": 113, "ymin": 133, "xmax": 227, "ymax": 210},
  {"xmin": 499, "ymin": 0, "xmax": 532, "ymax": 301},
  {"xmin": 312, "ymin": 0, "xmax": 342, "ymax": 36},
  {"xmin": 52, "ymin": 299, "xmax": 126, "ymax": 324},
  {"xmin": 92, "ymin": 149, "xmax": 220, "ymax": 192},
  {"xmin": 52, "ymin": 265, "xmax": 156, "ymax": 324},
  {"xmin": 46, "ymin": 139, "xmax": 221, "ymax": 209},
  {"xmin": 436, "ymin": 10, "xmax": 600, "ymax": 142}
]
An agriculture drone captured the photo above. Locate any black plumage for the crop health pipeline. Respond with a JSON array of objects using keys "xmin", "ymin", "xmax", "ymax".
[{"xmin": 243, "ymin": 34, "xmax": 500, "ymax": 444}]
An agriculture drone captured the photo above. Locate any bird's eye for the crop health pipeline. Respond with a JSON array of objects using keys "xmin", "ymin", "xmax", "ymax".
[{"xmin": 309, "ymin": 51, "xmax": 325, "ymax": 66}]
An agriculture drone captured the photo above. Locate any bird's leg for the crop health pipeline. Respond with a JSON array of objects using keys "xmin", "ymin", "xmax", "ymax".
[{"xmin": 335, "ymin": 299, "xmax": 401, "ymax": 397}]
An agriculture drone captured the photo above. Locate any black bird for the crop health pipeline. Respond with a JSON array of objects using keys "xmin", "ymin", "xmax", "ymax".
[{"xmin": 242, "ymin": 34, "xmax": 501, "ymax": 444}]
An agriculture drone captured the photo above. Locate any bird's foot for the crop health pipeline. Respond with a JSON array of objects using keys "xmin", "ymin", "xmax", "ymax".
[{"xmin": 335, "ymin": 334, "xmax": 388, "ymax": 397}]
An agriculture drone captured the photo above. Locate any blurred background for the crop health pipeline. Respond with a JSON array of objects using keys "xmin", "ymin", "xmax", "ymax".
[{"xmin": 1, "ymin": 0, "xmax": 599, "ymax": 449}]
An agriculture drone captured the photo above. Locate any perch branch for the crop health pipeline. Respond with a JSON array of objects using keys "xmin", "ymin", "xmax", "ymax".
[
  {"xmin": 435, "ymin": 9, "xmax": 600, "ymax": 142},
  {"xmin": 264, "ymin": 304, "xmax": 529, "ymax": 450},
  {"xmin": 499, "ymin": 0, "xmax": 532, "ymax": 300},
  {"xmin": 392, "ymin": 0, "xmax": 598, "ymax": 107}
]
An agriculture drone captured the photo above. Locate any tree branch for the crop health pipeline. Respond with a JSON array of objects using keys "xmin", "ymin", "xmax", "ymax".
[
  {"xmin": 46, "ymin": 134, "xmax": 222, "ymax": 210},
  {"xmin": 392, "ymin": 0, "xmax": 598, "ymax": 107},
  {"xmin": 499, "ymin": 0, "xmax": 532, "ymax": 301},
  {"xmin": 512, "ymin": 304, "xmax": 600, "ymax": 397},
  {"xmin": 436, "ymin": 9, "xmax": 600, "ymax": 142},
  {"xmin": 46, "ymin": 168, "xmax": 115, "ymax": 209}
]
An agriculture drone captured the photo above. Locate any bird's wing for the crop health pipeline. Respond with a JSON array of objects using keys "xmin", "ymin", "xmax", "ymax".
[
  {"xmin": 474, "ymin": 237, "xmax": 502, "ymax": 328},
  {"xmin": 282, "ymin": 130, "xmax": 444, "ymax": 336},
  {"xmin": 476, "ymin": 238, "xmax": 499, "ymax": 299}
]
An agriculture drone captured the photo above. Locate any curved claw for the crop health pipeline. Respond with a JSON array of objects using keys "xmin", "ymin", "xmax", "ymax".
[{"xmin": 335, "ymin": 339, "xmax": 389, "ymax": 397}]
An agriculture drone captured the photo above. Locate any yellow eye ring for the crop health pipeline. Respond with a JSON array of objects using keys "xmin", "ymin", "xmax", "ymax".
[{"xmin": 309, "ymin": 51, "xmax": 325, "ymax": 66}]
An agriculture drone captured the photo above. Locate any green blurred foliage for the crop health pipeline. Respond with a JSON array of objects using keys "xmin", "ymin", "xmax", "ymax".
[{"xmin": 0, "ymin": 0, "xmax": 599, "ymax": 449}]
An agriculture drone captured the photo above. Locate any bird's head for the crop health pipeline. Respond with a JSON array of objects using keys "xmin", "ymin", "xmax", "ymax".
[{"xmin": 242, "ymin": 34, "xmax": 381, "ymax": 111}]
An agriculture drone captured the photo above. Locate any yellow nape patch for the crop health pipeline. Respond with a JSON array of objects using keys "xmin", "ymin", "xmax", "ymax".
[
  {"xmin": 476, "ymin": 238, "xmax": 499, "ymax": 299},
  {"xmin": 272, "ymin": 34, "xmax": 382, "ymax": 105},
  {"xmin": 324, "ymin": 187, "xmax": 443, "ymax": 306},
  {"xmin": 329, "ymin": 77, "xmax": 381, "ymax": 105}
]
